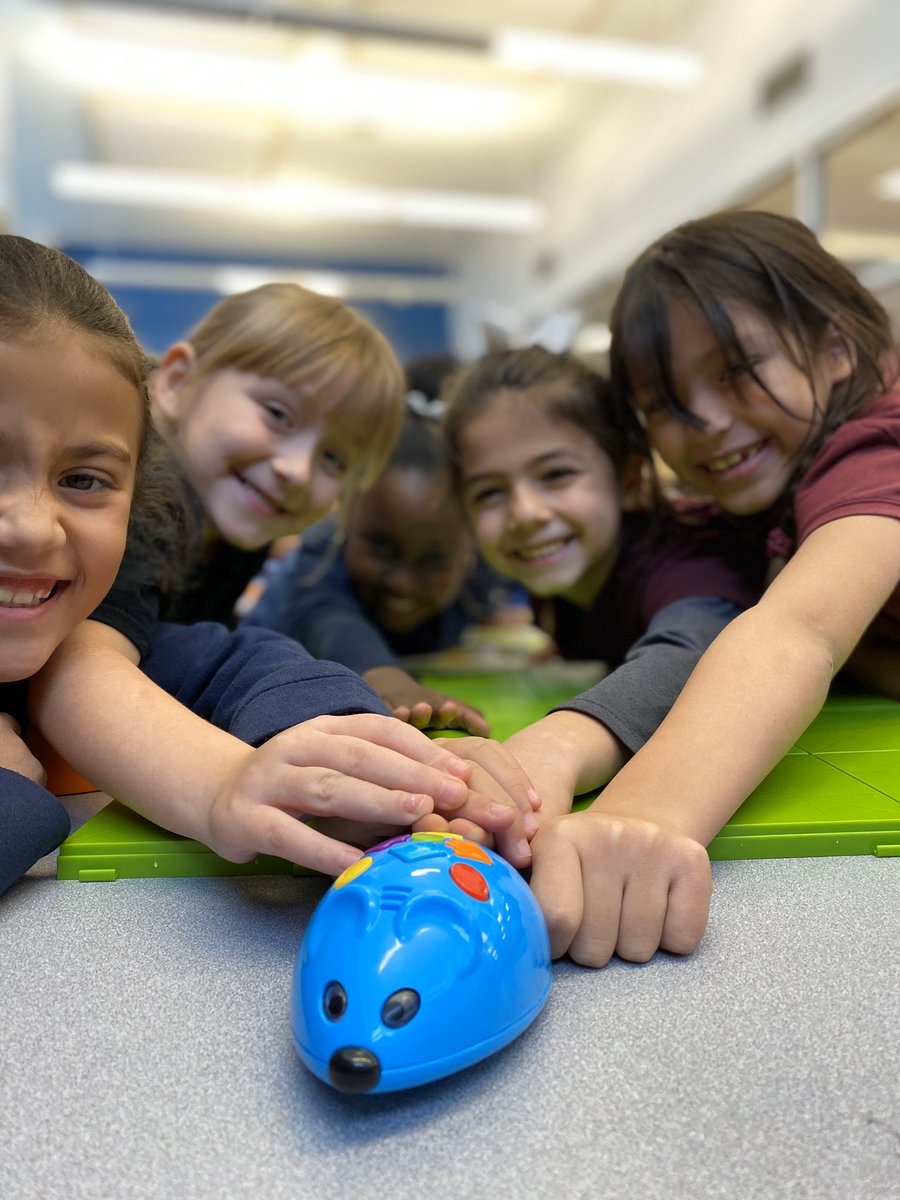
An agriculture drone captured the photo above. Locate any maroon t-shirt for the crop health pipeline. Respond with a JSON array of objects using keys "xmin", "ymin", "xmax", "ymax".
[
  {"xmin": 769, "ymin": 390, "xmax": 900, "ymax": 641},
  {"xmin": 536, "ymin": 509, "xmax": 767, "ymax": 663}
]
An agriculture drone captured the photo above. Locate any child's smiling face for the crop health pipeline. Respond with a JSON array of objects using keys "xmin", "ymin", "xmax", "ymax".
[
  {"xmin": 457, "ymin": 391, "xmax": 625, "ymax": 609},
  {"xmin": 153, "ymin": 356, "xmax": 366, "ymax": 549},
  {"xmin": 344, "ymin": 467, "xmax": 473, "ymax": 634},
  {"xmin": 0, "ymin": 328, "xmax": 142, "ymax": 682},
  {"xmin": 632, "ymin": 301, "xmax": 852, "ymax": 516}
]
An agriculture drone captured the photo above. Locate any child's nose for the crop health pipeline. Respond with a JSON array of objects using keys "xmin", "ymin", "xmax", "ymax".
[
  {"xmin": 0, "ymin": 490, "xmax": 66, "ymax": 556},
  {"xmin": 507, "ymin": 483, "xmax": 551, "ymax": 527},
  {"xmin": 382, "ymin": 562, "xmax": 420, "ymax": 595},
  {"xmin": 685, "ymin": 385, "xmax": 734, "ymax": 437},
  {"xmin": 272, "ymin": 440, "xmax": 314, "ymax": 489}
]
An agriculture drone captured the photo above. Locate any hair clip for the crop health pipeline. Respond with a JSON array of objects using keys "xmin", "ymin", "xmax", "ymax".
[{"xmin": 406, "ymin": 390, "xmax": 447, "ymax": 419}]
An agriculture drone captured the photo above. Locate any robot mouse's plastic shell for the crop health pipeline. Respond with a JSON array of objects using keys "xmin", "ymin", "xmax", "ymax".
[{"xmin": 291, "ymin": 832, "xmax": 552, "ymax": 1094}]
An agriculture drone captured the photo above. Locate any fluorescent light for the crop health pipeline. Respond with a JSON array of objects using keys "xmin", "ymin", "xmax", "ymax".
[
  {"xmin": 24, "ymin": 25, "xmax": 533, "ymax": 136},
  {"xmin": 51, "ymin": 164, "xmax": 232, "ymax": 211},
  {"xmin": 212, "ymin": 268, "xmax": 347, "ymax": 298},
  {"xmin": 492, "ymin": 27, "xmax": 704, "ymax": 88},
  {"xmin": 873, "ymin": 169, "xmax": 900, "ymax": 202},
  {"xmin": 49, "ymin": 163, "xmax": 543, "ymax": 233}
]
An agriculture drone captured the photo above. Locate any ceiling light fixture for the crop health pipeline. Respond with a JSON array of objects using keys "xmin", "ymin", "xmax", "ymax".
[
  {"xmin": 492, "ymin": 29, "xmax": 703, "ymax": 87},
  {"xmin": 50, "ymin": 162, "xmax": 544, "ymax": 233},
  {"xmin": 46, "ymin": 1, "xmax": 705, "ymax": 89},
  {"xmin": 873, "ymin": 168, "xmax": 900, "ymax": 202}
]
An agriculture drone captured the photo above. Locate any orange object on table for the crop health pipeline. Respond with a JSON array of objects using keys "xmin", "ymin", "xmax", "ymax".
[{"xmin": 24, "ymin": 726, "xmax": 97, "ymax": 796}]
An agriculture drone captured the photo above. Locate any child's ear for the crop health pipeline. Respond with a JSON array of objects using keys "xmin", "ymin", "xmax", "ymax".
[
  {"xmin": 618, "ymin": 453, "xmax": 649, "ymax": 512},
  {"xmin": 151, "ymin": 342, "xmax": 196, "ymax": 426},
  {"xmin": 823, "ymin": 324, "xmax": 854, "ymax": 385}
]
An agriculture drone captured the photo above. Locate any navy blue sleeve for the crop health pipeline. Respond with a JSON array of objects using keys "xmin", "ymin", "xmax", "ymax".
[
  {"xmin": 89, "ymin": 582, "xmax": 161, "ymax": 659},
  {"xmin": 0, "ymin": 769, "xmax": 71, "ymax": 897},
  {"xmin": 553, "ymin": 597, "xmax": 743, "ymax": 753},
  {"xmin": 242, "ymin": 540, "xmax": 403, "ymax": 674},
  {"xmin": 141, "ymin": 621, "xmax": 391, "ymax": 747}
]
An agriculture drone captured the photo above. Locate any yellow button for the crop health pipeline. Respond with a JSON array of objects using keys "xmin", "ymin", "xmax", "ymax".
[
  {"xmin": 334, "ymin": 856, "xmax": 373, "ymax": 889},
  {"xmin": 411, "ymin": 831, "xmax": 463, "ymax": 843}
]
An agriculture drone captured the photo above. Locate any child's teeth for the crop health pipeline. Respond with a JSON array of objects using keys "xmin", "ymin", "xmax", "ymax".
[
  {"xmin": 518, "ymin": 539, "xmax": 566, "ymax": 560},
  {"xmin": 0, "ymin": 586, "xmax": 52, "ymax": 607},
  {"xmin": 709, "ymin": 450, "xmax": 746, "ymax": 472}
]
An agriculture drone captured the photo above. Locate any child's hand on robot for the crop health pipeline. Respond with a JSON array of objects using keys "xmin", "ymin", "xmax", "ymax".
[
  {"xmin": 202, "ymin": 713, "xmax": 535, "ymax": 875},
  {"xmin": 0, "ymin": 712, "xmax": 47, "ymax": 786},
  {"xmin": 528, "ymin": 804, "xmax": 713, "ymax": 967},
  {"xmin": 415, "ymin": 734, "xmax": 541, "ymax": 866}
]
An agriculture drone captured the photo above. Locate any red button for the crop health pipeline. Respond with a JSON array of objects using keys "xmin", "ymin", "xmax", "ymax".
[{"xmin": 450, "ymin": 862, "xmax": 489, "ymax": 902}]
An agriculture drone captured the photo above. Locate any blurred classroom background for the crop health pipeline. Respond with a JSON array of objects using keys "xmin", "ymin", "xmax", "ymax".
[{"xmin": 0, "ymin": 0, "xmax": 897, "ymax": 367}]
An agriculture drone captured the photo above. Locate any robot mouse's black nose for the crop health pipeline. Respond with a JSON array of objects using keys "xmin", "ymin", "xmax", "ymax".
[{"xmin": 328, "ymin": 1047, "xmax": 382, "ymax": 1093}]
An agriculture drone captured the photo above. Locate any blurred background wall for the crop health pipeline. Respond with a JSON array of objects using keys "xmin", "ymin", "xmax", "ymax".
[{"xmin": 1, "ymin": 0, "xmax": 898, "ymax": 365}]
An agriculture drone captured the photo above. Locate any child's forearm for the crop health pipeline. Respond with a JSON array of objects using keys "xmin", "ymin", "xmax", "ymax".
[
  {"xmin": 28, "ymin": 623, "xmax": 253, "ymax": 843},
  {"xmin": 593, "ymin": 604, "xmax": 834, "ymax": 843},
  {"xmin": 504, "ymin": 710, "xmax": 627, "ymax": 820}
]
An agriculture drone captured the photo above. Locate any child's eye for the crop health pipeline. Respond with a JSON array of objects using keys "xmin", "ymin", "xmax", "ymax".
[
  {"xmin": 321, "ymin": 447, "xmax": 349, "ymax": 476},
  {"xmin": 541, "ymin": 466, "xmax": 577, "ymax": 485},
  {"xmin": 367, "ymin": 536, "xmax": 397, "ymax": 562},
  {"xmin": 467, "ymin": 484, "xmax": 503, "ymax": 507},
  {"xmin": 263, "ymin": 403, "xmax": 293, "ymax": 428},
  {"xmin": 59, "ymin": 472, "xmax": 109, "ymax": 493},
  {"xmin": 417, "ymin": 551, "xmax": 454, "ymax": 573}
]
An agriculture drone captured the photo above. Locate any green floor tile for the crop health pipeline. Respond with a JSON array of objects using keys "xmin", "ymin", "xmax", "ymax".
[
  {"xmin": 794, "ymin": 697, "xmax": 900, "ymax": 753},
  {"xmin": 815, "ymin": 750, "xmax": 900, "ymax": 803}
]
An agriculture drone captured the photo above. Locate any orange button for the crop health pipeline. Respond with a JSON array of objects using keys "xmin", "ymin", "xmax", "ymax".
[{"xmin": 452, "ymin": 840, "xmax": 492, "ymax": 865}]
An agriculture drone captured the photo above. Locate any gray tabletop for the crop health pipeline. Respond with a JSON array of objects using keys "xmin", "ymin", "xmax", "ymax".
[{"xmin": 1, "ymin": 850, "xmax": 898, "ymax": 1200}]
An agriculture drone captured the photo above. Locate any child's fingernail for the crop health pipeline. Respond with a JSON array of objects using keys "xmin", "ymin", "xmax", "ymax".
[
  {"xmin": 404, "ymin": 794, "xmax": 433, "ymax": 815},
  {"xmin": 439, "ymin": 778, "xmax": 467, "ymax": 807},
  {"xmin": 528, "ymin": 787, "xmax": 542, "ymax": 809},
  {"xmin": 445, "ymin": 757, "xmax": 472, "ymax": 779}
]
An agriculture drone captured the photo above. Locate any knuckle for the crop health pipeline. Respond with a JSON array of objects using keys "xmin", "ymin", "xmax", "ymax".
[
  {"xmin": 617, "ymin": 940, "xmax": 656, "ymax": 964},
  {"xmin": 661, "ymin": 926, "xmax": 702, "ymax": 956},
  {"xmin": 309, "ymin": 769, "xmax": 341, "ymax": 810},
  {"xmin": 249, "ymin": 809, "xmax": 288, "ymax": 856},
  {"xmin": 542, "ymin": 902, "xmax": 579, "ymax": 947},
  {"xmin": 569, "ymin": 938, "xmax": 615, "ymax": 968}
]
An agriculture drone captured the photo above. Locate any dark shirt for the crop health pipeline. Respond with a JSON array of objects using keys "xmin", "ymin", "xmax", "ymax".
[
  {"xmin": 242, "ymin": 517, "xmax": 518, "ymax": 675},
  {"xmin": 540, "ymin": 509, "xmax": 767, "ymax": 754},
  {"xmin": 537, "ymin": 510, "xmax": 767, "ymax": 664},
  {"xmin": 91, "ymin": 463, "xmax": 268, "ymax": 657},
  {"xmin": 0, "ymin": 681, "xmax": 71, "ymax": 897}
]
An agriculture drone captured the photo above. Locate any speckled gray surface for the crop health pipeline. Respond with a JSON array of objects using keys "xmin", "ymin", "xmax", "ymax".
[{"xmin": 1, "ymin": 856, "xmax": 898, "ymax": 1200}]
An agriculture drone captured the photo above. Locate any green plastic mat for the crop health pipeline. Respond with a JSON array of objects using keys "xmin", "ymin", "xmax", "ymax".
[{"xmin": 57, "ymin": 672, "xmax": 900, "ymax": 881}]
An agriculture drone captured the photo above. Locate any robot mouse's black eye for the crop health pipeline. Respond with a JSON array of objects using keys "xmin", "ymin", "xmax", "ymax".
[
  {"xmin": 381, "ymin": 989, "xmax": 420, "ymax": 1029},
  {"xmin": 323, "ymin": 981, "xmax": 348, "ymax": 1021}
]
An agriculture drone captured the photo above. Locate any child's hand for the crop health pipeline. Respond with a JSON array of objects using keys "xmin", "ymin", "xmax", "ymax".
[
  {"xmin": 202, "ymin": 713, "xmax": 532, "ymax": 875},
  {"xmin": 0, "ymin": 713, "xmax": 47, "ymax": 786},
  {"xmin": 362, "ymin": 666, "xmax": 490, "ymax": 736},
  {"xmin": 417, "ymin": 735, "xmax": 541, "ymax": 866},
  {"xmin": 528, "ymin": 807, "xmax": 713, "ymax": 967}
]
